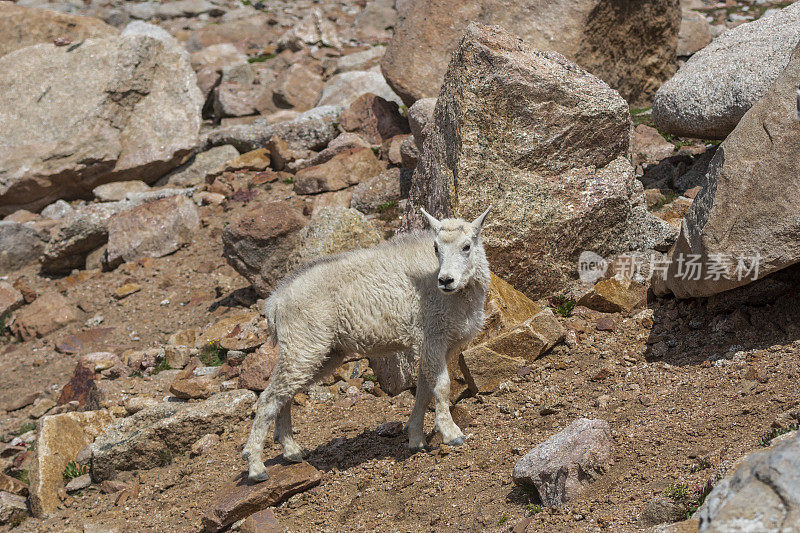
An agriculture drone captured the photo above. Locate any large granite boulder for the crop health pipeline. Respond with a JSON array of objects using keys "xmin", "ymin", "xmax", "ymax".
[
  {"xmin": 0, "ymin": 33, "xmax": 202, "ymax": 215},
  {"xmin": 404, "ymin": 24, "xmax": 672, "ymax": 298},
  {"xmin": 696, "ymin": 431, "xmax": 800, "ymax": 531},
  {"xmin": 653, "ymin": 41, "xmax": 800, "ymax": 298},
  {"xmin": 381, "ymin": 0, "xmax": 680, "ymax": 106},
  {"xmin": 654, "ymin": 2, "xmax": 800, "ymax": 139}
]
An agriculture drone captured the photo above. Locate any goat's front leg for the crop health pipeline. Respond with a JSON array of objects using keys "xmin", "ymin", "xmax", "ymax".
[
  {"xmin": 421, "ymin": 342, "xmax": 465, "ymax": 446},
  {"xmin": 407, "ymin": 370, "xmax": 433, "ymax": 452}
]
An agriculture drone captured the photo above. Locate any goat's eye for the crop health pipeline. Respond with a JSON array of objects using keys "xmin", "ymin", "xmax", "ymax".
[
  {"xmin": 463, "ymin": 244, "xmax": 471, "ymax": 252},
  {"xmin": 433, "ymin": 243, "xmax": 439, "ymax": 254}
]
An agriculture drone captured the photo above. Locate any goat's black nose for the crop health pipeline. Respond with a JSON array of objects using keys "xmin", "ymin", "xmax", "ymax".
[{"xmin": 438, "ymin": 276, "xmax": 454, "ymax": 286}]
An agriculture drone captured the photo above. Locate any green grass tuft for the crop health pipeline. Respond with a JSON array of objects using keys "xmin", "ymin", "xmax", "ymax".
[
  {"xmin": 63, "ymin": 461, "xmax": 89, "ymax": 482},
  {"xmin": 759, "ymin": 420, "xmax": 799, "ymax": 447},
  {"xmin": 377, "ymin": 200, "xmax": 398, "ymax": 213},
  {"xmin": 14, "ymin": 421, "xmax": 35, "ymax": 436},
  {"xmin": 664, "ymin": 483, "xmax": 689, "ymax": 501},
  {"xmin": 247, "ymin": 53, "xmax": 275, "ymax": 63},
  {"xmin": 199, "ymin": 340, "xmax": 227, "ymax": 367},
  {"xmin": 12, "ymin": 469, "xmax": 29, "ymax": 486},
  {"xmin": 153, "ymin": 358, "xmax": 171, "ymax": 374},
  {"xmin": 549, "ymin": 295, "xmax": 576, "ymax": 317},
  {"xmin": 527, "ymin": 504, "xmax": 543, "ymax": 515},
  {"xmin": 652, "ymin": 189, "xmax": 679, "ymax": 210}
]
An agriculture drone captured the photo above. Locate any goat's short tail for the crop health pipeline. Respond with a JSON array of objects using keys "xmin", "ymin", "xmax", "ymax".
[{"xmin": 263, "ymin": 293, "xmax": 279, "ymax": 347}]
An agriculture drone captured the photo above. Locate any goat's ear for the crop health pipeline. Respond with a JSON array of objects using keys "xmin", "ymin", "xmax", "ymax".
[
  {"xmin": 471, "ymin": 205, "xmax": 492, "ymax": 234},
  {"xmin": 420, "ymin": 207, "xmax": 441, "ymax": 232}
]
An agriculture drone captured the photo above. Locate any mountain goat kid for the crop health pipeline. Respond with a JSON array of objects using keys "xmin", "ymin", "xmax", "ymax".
[{"xmin": 243, "ymin": 207, "xmax": 492, "ymax": 481}]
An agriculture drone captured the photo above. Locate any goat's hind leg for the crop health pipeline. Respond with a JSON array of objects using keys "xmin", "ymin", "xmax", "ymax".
[
  {"xmin": 243, "ymin": 386, "xmax": 283, "ymax": 482},
  {"xmin": 274, "ymin": 401, "xmax": 302, "ymax": 462},
  {"xmin": 244, "ymin": 346, "xmax": 342, "ymax": 480}
]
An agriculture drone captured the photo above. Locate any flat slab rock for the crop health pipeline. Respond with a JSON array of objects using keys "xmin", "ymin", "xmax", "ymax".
[
  {"xmin": 513, "ymin": 418, "xmax": 613, "ymax": 507},
  {"xmin": 201, "ymin": 461, "xmax": 322, "ymax": 532},
  {"xmin": 91, "ymin": 390, "xmax": 255, "ymax": 482}
]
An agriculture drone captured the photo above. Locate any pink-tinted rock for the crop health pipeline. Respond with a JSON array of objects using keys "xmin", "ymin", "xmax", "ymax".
[
  {"xmin": 11, "ymin": 290, "xmax": 80, "ymax": 340},
  {"xmin": 104, "ymin": 195, "xmax": 199, "ymax": 268},
  {"xmin": 238, "ymin": 343, "xmax": 279, "ymax": 391},
  {"xmin": 201, "ymin": 461, "xmax": 322, "ymax": 532},
  {"xmin": 340, "ymin": 93, "xmax": 410, "ymax": 144},
  {"xmin": 293, "ymin": 148, "xmax": 383, "ymax": 195},
  {"xmin": 513, "ymin": 418, "xmax": 613, "ymax": 507}
]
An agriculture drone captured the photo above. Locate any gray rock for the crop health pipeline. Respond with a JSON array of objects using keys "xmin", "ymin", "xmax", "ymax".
[
  {"xmin": 104, "ymin": 195, "xmax": 199, "ymax": 268},
  {"xmin": 653, "ymin": 41, "xmax": 800, "ymax": 298},
  {"xmin": 654, "ymin": 2, "xmax": 800, "ymax": 139},
  {"xmin": 0, "ymin": 33, "xmax": 203, "ymax": 215},
  {"xmin": 91, "ymin": 390, "xmax": 256, "ymax": 482},
  {"xmin": 0, "ymin": 491, "xmax": 27, "ymax": 526},
  {"xmin": 273, "ymin": 64, "xmax": 323, "ymax": 112},
  {"xmin": 0, "ymin": 221, "xmax": 46, "ymax": 274},
  {"xmin": 126, "ymin": 0, "xmax": 218, "ymax": 20},
  {"xmin": 93, "ymin": 181, "xmax": 150, "ymax": 202},
  {"xmin": 296, "ymin": 132, "xmax": 372, "ymax": 171},
  {"xmin": 407, "ymin": 97, "xmax": 436, "ymax": 150},
  {"xmin": 120, "ymin": 20, "xmax": 176, "ymax": 46},
  {"xmin": 0, "ymin": 281, "xmax": 24, "ymax": 316},
  {"xmin": 639, "ymin": 497, "xmax": 688, "ymax": 526},
  {"xmin": 335, "ymin": 46, "xmax": 386, "ymax": 74},
  {"xmin": 354, "ymin": 0, "xmax": 397, "ymax": 42},
  {"xmin": 403, "ymin": 23, "xmax": 672, "ymax": 298},
  {"xmin": 512, "ymin": 418, "xmax": 613, "ymax": 507},
  {"xmin": 317, "ymin": 71, "xmax": 402, "ymax": 107},
  {"xmin": 160, "ymin": 145, "xmax": 240, "ymax": 187},
  {"xmin": 123, "ymin": 187, "xmax": 196, "ymax": 205},
  {"xmin": 28, "ymin": 410, "xmax": 114, "ymax": 517},
  {"xmin": 65, "ymin": 473, "xmax": 91, "ymax": 493},
  {"xmin": 400, "ymin": 137, "xmax": 419, "ymax": 169},
  {"xmin": 696, "ymin": 431, "xmax": 800, "ymax": 531},
  {"xmin": 40, "ymin": 199, "xmax": 74, "ymax": 220},
  {"xmin": 288, "ymin": 207, "xmax": 383, "ymax": 270},
  {"xmin": 277, "ymin": 9, "xmax": 341, "ymax": 51},
  {"xmin": 672, "ymin": 147, "xmax": 717, "ymax": 192},
  {"xmin": 41, "ymin": 201, "xmax": 131, "ymax": 274},
  {"xmin": 677, "ymin": 8, "xmax": 713, "ymax": 57},
  {"xmin": 351, "ymin": 168, "xmax": 402, "ymax": 213},
  {"xmin": 203, "ymin": 105, "xmax": 342, "ymax": 153},
  {"xmin": 212, "ymin": 63, "xmax": 273, "ymax": 120}
]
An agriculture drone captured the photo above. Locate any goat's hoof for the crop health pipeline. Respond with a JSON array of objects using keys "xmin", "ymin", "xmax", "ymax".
[
  {"xmin": 445, "ymin": 436, "xmax": 465, "ymax": 447},
  {"xmin": 248, "ymin": 470, "xmax": 270, "ymax": 483},
  {"xmin": 408, "ymin": 443, "xmax": 430, "ymax": 453},
  {"xmin": 283, "ymin": 451, "xmax": 303, "ymax": 463}
]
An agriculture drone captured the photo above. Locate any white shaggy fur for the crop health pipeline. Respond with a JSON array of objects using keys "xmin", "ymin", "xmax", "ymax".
[{"xmin": 242, "ymin": 208, "xmax": 491, "ymax": 481}]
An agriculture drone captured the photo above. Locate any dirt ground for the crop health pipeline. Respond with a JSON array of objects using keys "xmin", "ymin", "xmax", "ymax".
[{"xmin": 3, "ymin": 182, "xmax": 799, "ymax": 532}]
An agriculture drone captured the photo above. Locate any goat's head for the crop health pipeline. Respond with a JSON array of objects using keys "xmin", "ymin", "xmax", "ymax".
[{"xmin": 421, "ymin": 206, "xmax": 491, "ymax": 293}]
